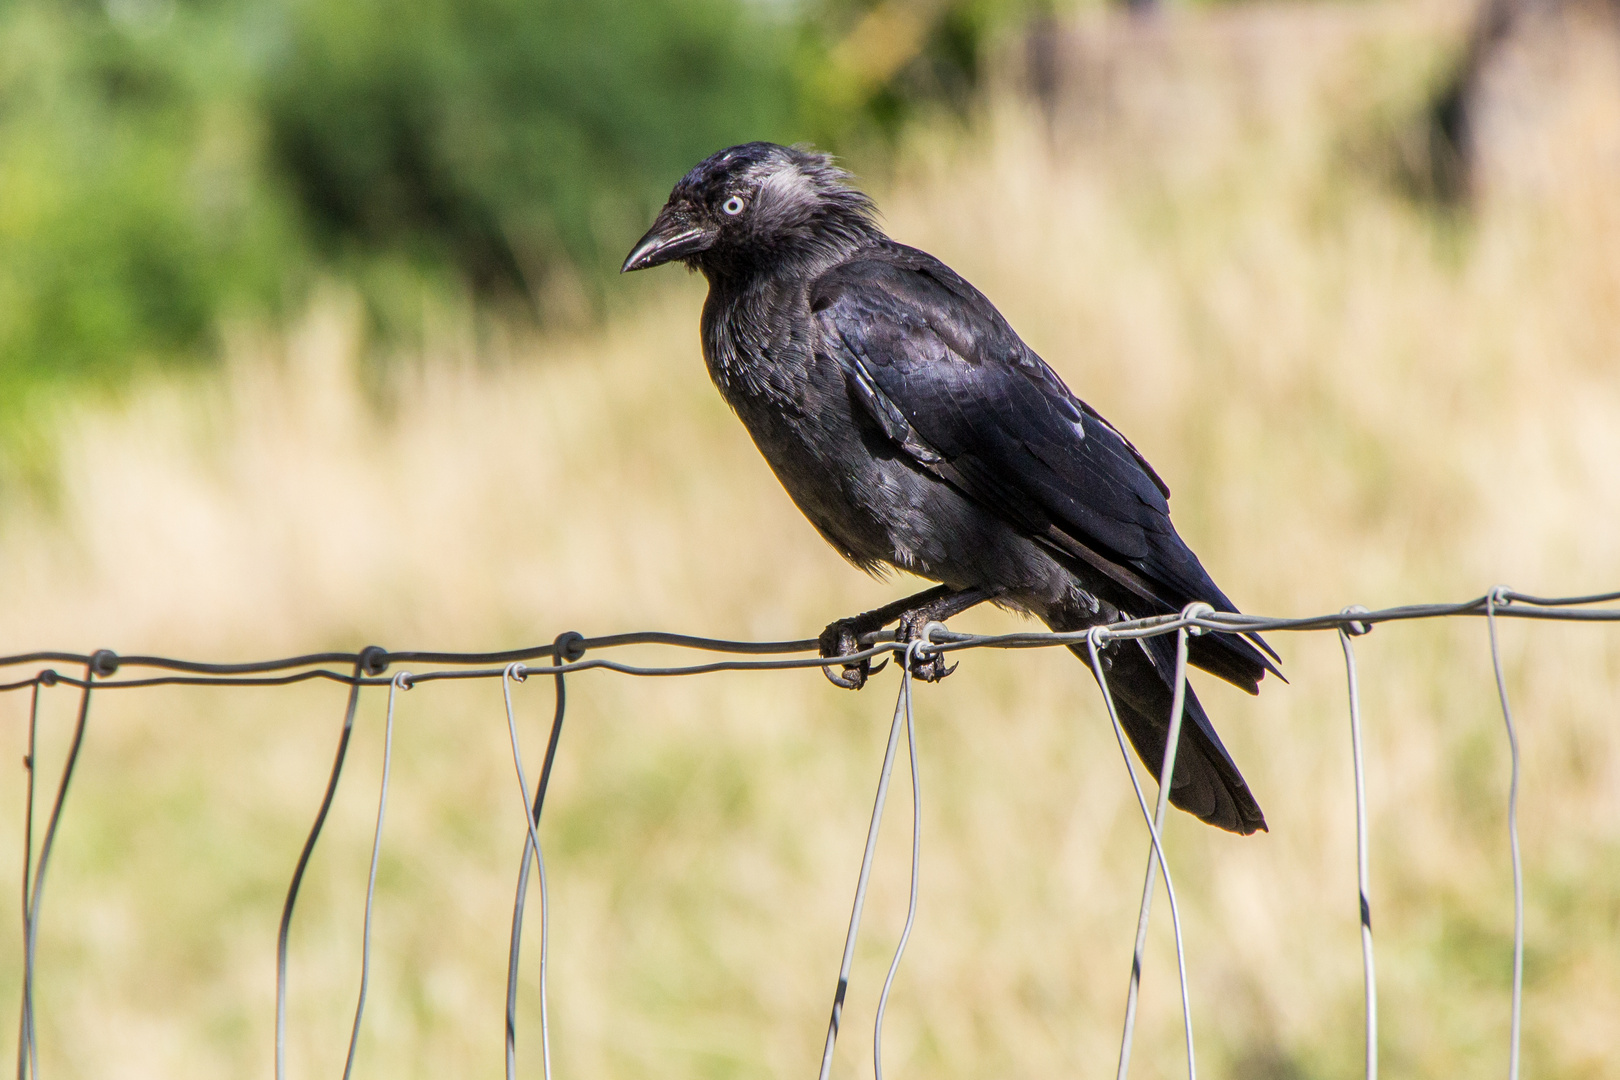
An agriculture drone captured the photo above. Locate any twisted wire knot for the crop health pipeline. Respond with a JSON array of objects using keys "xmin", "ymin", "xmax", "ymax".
[
  {"xmin": 553, "ymin": 632, "xmax": 587, "ymax": 665},
  {"xmin": 1180, "ymin": 602, "xmax": 1215, "ymax": 636}
]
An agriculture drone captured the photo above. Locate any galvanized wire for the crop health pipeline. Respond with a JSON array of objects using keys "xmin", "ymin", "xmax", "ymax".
[
  {"xmin": 873, "ymin": 635, "xmax": 930, "ymax": 1080},
  {"xmin": 1082, "ymin": 628, "xmax": 1198, "ymax": 1080},
  {"xmin": 1339, "ymin": 615, "xmax": 1378, "ymax": 1080},
  {"xmin": 1486, "ymin": 588, "xmax": 1525, "ymax": 1080},
  {"xmin": 4, "ymin": 586, "xmax": 1618, "ymax": 1078},
  {"xmin": 817, "ymin": 638, "xmax": 925, "ymax": 1080},
  {"xmin": 1095, "ymin": 614, "xmax": 1200, "ymax": 1080},
  {"xmin": 14, "ymin": 682, "xmax": 41, "ymax": 1080},
  {"xmin": 341, "ymin": 672, "xmax": 407, "ymax": 1080},
  {"xmin": 6, "ymin": 590, "xmax": 1616, "ymax": 697},
  {"xmin": 505, "ymin": 633, "xmax": 579, "ymax": 1080},
  {"xmin": 501, "ymin": 663, "xmax": 556, "ymax": 1080},
  {"xmin": 17, "ymin": 667, "xmax": 93, "ymax": 1080}
]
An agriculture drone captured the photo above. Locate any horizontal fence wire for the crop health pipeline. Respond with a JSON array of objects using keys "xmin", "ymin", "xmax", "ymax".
[
  {"xmin": 3, "ymin": 585, "xmax": 1618, "ymax": 1079},
  {"xmin": 4, "ymin": 590, "xmax": 1618, "ymax": 694}
]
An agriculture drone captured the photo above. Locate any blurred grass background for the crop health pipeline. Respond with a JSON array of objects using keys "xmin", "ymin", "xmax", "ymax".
[{"xmin": 3, "ymin": 0, "xmax": 1620, "ymax": 1077}]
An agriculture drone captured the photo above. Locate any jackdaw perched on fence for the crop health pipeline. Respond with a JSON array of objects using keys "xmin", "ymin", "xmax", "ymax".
[{"xmin": 622, "ymin": 142, "xmax": 1279, "ymax": 835}]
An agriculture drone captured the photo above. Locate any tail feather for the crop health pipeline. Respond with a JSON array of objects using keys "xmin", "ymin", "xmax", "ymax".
[
  {"xmin": 1063, "ymin": 629, "xmax": 1267, "ymax": 836},
  {"xmin": 1187, "ymin": 630, "xmax": 1281, "ymax": 695}
]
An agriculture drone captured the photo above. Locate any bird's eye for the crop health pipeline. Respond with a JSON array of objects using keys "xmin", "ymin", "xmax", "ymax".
[{"xmin": 722, "ymin": 195, "xmax": 746, "ymax": 216}]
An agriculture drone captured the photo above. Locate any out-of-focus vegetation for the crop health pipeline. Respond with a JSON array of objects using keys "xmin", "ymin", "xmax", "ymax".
[
  {"xmin": 0, "ymin": 0, "xmax": 1030, "ymax": 438},
  {"xmin": 261, "ymin": 0, "xmax": 806, "ymax": 322},
  {"xmin": 0, "ymin": 3, "xmax": 299, "ymax": 415},
  {"xmin": 2, "ymin": 4, "xmax": 1619, "ymax": 1077}
]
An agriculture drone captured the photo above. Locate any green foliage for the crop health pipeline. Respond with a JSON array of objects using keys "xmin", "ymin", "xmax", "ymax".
[
  {"xmin": 261, "ymin": 0, "xmax": 807, "ymax": 315},
  {"xmin": 0, "ymin": 2, "xmax": 301, "ymax": 420},
  {"xmin": 0, "ymin": 0, "xmax": 1023, "ymax": 429},
  {"xmin": 799, "ymin": 0, "xmax": 1019, "ymax": 139}
]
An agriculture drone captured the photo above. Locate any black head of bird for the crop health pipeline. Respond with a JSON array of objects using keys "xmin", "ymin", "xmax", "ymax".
[{"xmin": 621, "ymin": 142, "xmax": 879, "ymax": 279}]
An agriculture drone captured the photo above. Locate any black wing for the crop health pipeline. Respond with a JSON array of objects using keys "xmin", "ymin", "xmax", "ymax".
[{"xmin": 811, "ymin": 246, "xmax": 1278, "ymax": 691}]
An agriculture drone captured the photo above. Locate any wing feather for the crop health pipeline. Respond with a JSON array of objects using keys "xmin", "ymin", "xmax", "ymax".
[{"xmin": 812, "ymin": 247, "xmax": 1279, "ymax": 688}]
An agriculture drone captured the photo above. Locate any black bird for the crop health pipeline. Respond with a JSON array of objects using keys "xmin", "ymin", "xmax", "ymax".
[{"xmin": 623, "ymin": 142, "xmax": 1278, "ymax": 834}]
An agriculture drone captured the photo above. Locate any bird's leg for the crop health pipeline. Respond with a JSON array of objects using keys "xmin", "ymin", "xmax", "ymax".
[
  {"xmin": 820, "ymin": 585, "xmax": 998, "ymax": 689},
  {"xmin": 893, "ymin": 585, "xmax": 999, "ymax": 682},
  {"xmin": 819, "ymin": 585, "xmax": 957, "ymax": 690}
]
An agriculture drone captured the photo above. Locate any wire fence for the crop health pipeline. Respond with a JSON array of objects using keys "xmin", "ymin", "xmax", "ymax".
[{"xmin": 4, "ymin": 585, "xmax": 1619, "ymax": 1080}]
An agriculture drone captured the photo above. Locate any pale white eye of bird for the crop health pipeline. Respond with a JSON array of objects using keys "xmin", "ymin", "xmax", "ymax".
[{"xmin": 722, "ymin": 195, "xmax": 745, "ymax": 216}]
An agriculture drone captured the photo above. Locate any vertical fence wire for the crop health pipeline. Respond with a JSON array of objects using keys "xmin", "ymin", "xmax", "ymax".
[
  {"xmin": 505, "ymin": 634, "xmax": 579, "ymax": 1080},
  {"xmin": 501, "ymin": 663, "xmax": 558, "ymax": 1080},
  {"xmin": 1086, "ymin": 625, "xmax": 1196, "ymax": 1080},
  {"xmin": 340, "ymin": 671, "xmax": 407, "ymax": 1080},
  {"xmin": 817, "ymin": 648, "xmax": 919, "ymax": 1080},
  {"xmin": 14, "ymin": 681, "xmax": 43, "ymax": 1080},
  {"xmin": 1486, "ymin": 589, "xmax": 1525, "ymax": 1080},
  {"xmin": 276, "ymin": 660, "xmax": 367, "ymax": 1080},
  {"xmin": 873, "ymin": 636, "xmax": 930, "ymax": 1080},
  {"xmin": 19, "ymin": 667, "xmax": 94, "ymax": 1080},
  {"xmin": 1339, "ymin": 617, "xmax": 1378, "ymax": 1080}
]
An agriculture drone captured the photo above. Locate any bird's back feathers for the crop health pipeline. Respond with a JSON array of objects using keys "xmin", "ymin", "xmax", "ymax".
[{"xmin": 811, "ymin": 244, "xmax": 1279, "ymax": 693}]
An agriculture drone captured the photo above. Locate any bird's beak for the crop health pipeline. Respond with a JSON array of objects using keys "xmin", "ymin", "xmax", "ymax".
[{"xmin": 621, "ymin": 207, "xmax": 714, "ymax": 273}]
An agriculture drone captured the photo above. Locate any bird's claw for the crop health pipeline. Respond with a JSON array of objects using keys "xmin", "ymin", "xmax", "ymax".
[
  {"xmin": 820, "ymin": 609, "xmax": 960, "ymax": 687},
  {"xmin": 822, "ymin": 657, "xmax": 888, "ymax": 690},
  {"xmin": 898, "ymin": 648, "xmax": 955, "ymax": 683},
  {"xmin": 895, "ymin": 615, "xmax": 957, "ymax": 683},
  {"xmin": 819, "ymin": 619, "xmax": 884, "ymax": 690}
]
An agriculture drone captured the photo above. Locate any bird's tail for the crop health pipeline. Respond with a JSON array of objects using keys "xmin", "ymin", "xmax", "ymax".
[{"xmin": 1050, "ymin": 615, "xmax": 1267, "ymax": 835}]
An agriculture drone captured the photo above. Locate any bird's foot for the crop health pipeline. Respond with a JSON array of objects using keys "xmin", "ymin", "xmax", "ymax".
[
  {"xmin": 818, "ymin": 585, "xmax": 991, "ymax": 689},
  {"xmin": 894, "ymin": 613, "xmax": 958, "ymax": 683},
  {"xmin": 818, "ymin": 617, "xmax": 887, "ymax": 690}
]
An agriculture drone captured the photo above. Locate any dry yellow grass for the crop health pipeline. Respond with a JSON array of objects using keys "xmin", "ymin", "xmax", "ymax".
[{"xmin": 2, "ymin": 4, "xmax": 1619, "ymax": 1078}]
